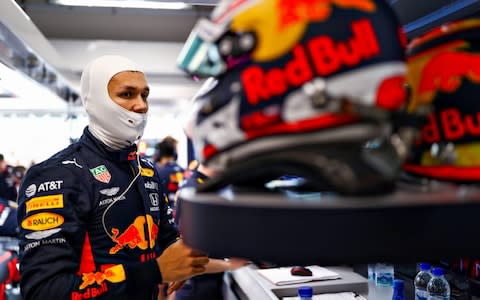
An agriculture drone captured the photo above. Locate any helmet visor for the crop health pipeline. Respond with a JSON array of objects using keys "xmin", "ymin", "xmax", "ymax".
[{"xmin": 177, "ymin": 18, "xmax": 227, "ymax": 78}]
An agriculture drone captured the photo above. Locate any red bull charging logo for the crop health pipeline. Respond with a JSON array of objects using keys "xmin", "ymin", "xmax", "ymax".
[
  {"xmin": 109, "ymin": 214, "xmax": 158, "ymax": 255},
  {"xmin": 417, "ymin": 50, "xmax": 480, "ymax": 102},
  {"xmin": 277, "ymin": 0, "xmax": 376, "ymax": 30},
  {"xmin": 229, "ymin": 0, "xmax": 377, "ymax": 61},
  {"xmin": 408, "ymin": 42, "xmax": 480, "ymax": 145},
  {"xmin": 79, "ymin": 264, "xmax": 125, "ymax": 290}
]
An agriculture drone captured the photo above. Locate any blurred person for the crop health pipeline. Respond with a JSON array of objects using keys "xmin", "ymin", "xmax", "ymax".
[
  {"xmin": 0, "ymin": 155, "xmax": 8, "ymax": 200},
  {"xmin": 155, "ymin": 136, "xmax": 179, "ymax": 167},
  {"xmin": 0, "ymin": 161, "xmax": 20, "ymax": 300},
  {"xmin": 154, "ymin": 137, "xmax": 185, "ymax": 210},
  {"xmin": 0, "ymin": 155, "xmax": 15, "ymax": 202},
  {"xmin": 0, "ymin": 197, "xmax": 18, "ymax": 238},
  {"xmin": 16, "ymin": 55, "xmax": 208, "ymax": 300},
  {"xmin": 11, "ymin": 166, "xmax": 26, "ymax": 199}
]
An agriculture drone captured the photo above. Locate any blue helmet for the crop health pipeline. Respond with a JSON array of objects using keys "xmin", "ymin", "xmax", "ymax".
[{"xmin": 178, "ymin": 0, "xmax": 417, "ymax": 194}]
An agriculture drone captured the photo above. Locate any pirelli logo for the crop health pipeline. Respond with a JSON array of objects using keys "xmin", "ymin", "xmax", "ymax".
[{"xmin": 26, "ymin": 194, "xmax": 64, "ymax": 213}]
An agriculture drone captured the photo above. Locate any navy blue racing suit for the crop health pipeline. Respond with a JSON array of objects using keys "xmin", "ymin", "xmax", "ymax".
[
  {"xmin": 17, "ymin": 127, "xmax": 179, "ymax": 299},
  {"xmin": 157, "ymin": 161, "xmax": 184, "ymax": 210}
]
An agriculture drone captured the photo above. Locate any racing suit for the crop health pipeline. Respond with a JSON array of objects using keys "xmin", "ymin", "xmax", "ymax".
[
  {"xmin": 156, "ymin": 161, "xmax": 184, "ymax": 214},
  {"xmin": 17, "ymin": 128, "xmax": 179, "ymax": 299}
]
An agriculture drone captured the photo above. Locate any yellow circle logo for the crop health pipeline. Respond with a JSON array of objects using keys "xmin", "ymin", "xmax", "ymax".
[{"xmin": 21, "ymin": 212, "xmax": 64, "ymax": 231}]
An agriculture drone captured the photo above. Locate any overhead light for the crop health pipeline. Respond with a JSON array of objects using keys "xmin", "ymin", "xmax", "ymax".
[{"xmin": 52, "ymin": 0, "xmax": 192, "ymax": 10}]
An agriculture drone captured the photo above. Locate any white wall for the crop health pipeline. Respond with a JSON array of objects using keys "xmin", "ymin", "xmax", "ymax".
[{"xmin": 0, "ymin": 112, "xmax": 188, "ymax": 168}]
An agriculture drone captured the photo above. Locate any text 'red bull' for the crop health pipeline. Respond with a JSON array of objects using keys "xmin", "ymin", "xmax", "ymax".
[
  {"xmin": 418, "ymin": 51, "xmax": 480, "ymax": 102},
  {"xmin": 73, "ymin": 264, "xmax": 126, "ymax": 299},
  {"xmin": 72, "ymin": 283, "xmax": 108, "ymax": 299},
  {"xmin": 420, "ymin": 108, "xmax": 480, "ymax": 144},
  {"xmin": 241, "ymin": 19, "xmax": 380, "ymax": 105},
  {"xmin": 278, "ymin": 0, "xmax": 376, "ymax": 30},
  {"xmin": 109, "ymin": 215, "xmax": 158, "ymax": 254}
]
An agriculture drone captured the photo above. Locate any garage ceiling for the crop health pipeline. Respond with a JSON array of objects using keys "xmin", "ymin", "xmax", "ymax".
[
  {"xmin": 15, "ymin": 0, "xmax": 215, "ymax": 42},
  {"xmin": 6, "ymin": 0, "xmax": 480, "ymax": 114}
]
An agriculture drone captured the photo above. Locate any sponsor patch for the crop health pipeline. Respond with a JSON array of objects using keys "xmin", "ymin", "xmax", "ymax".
[
  {"xmin": 62, "ymin": 158, "xmax": 83, "ymax": 168},
  {"xmin": 72, "ymin": 283, "xmax": 108, "ymax": 299},
  {"xmin": 90, "ymin": 165, "xmax": 111, "ymax": 183},
  {"xmin": 37, "ymin": 180, "xmax": 63, "ymax": 193},
  {"xmin": 99, "ymin": 196, "xmax": 125, "ymax": 207},
  {"xmin": 24, "ymin": 181, "xmax": 63, "ymax": 198},
  {"xmin": 144, "ymin": 181, "xmax": 158, "ymax": 190},
  {"xmin": 140, "ymin": 168, "xmax": 154, "ymax": 177},
  {"xmin": 99, "ymin": 187, "xmax": 120, "ymax": 197},
  {"xmin": 79, "ymin": 264, "xmax": 125, "ymax": 290},
  {"xmin": 25, "ymin": 228, "xmax": 62, "ymax": 240},
  {"xmin": 26, "ymin": 194, "xmax": 64, "ymax": 213},
  {"xmin": 24, "ymin": 241, "xmax": 40, "ymax": 252},
  {"xmin": 25, "ymin": 184, "xmax": 36, "ymax": 198},
  {"xmin": 24, "ymin": 237, "xmax": 66, "ymax": 252},
  {"xmin": 21, "ymin": 212, "xmax": 64, "ymax": 231},
  {"xmin": 149, "ymin": 193, "xmax": 160, "ymax": 212},
  {"xmin": 149, "ymin": 193, "xmax": 159, "ymax": 206},
  {"xmin": 109, "ymin": 215, "xmax": 158, "ymax": 254}
]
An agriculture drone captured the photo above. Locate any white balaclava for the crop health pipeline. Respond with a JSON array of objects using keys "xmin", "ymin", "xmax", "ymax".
[{"xmin": 80, "ymin": 55, "xmax": 147, "ymax": 150}]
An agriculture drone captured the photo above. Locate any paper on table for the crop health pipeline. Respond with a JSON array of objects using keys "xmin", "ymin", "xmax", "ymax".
[
  {"xmin": 257, "ymin": 265, "xmax": 340, "ymax": 286},
  {"xmin": 283, "ymin": 292, "xmax": 367, "ymax": 300}
]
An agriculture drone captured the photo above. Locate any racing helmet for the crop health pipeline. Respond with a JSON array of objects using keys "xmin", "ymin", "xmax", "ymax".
[
  {"xmin": 177, "ymin": 0, "xmax": 417, "ymax": 195},
  {"xmin": 403, "ymin": 18, "xmax": 480, "ymax": 182}
]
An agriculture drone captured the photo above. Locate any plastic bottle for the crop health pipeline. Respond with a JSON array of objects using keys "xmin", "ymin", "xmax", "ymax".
[
  {"xmin": 375, "ymin": 263, "xmax": 394, "ymax": 299},
  {"xmin": 393, "ymin": 279, "xmax": 406, "ymax": 300},
  {"xmin": 368, "ymin": 264, "xmax": 376, "ymax": 282},
  {"xmin": 376, "ymin": 263, "xmax": 394, "ymax": 286},
  {"xmin": 298, "ymin": 286, "xmax": 313, "ymax": 300},
  {"xmin": 368, "ymin": 264, "xmax": 377, "ymax": 300},
  {"xmin": 427, "ymin": 267, "xmax": 450, "ymax": 300},
  {"xmin": 415, "ymin": 262, "xmax": 432, "ymax": 300}
]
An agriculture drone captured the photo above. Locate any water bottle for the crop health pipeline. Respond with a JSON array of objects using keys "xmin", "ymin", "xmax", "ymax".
[
  {"xmin": 427, "ymin": 267, "xmax": 450, "ymax": 300},
  {"xmin": 393, "ymin": 279, "xmax": 405, "ymax": 300},
  {"xmin": 376, "ymin": 263, "xmax": 394, "ymax": 286},
  {"xmin": 415, "ymin": 262, "xmax": 432, "ymax": 300},
  {"xmin": 368, "ymin": 264, "xmax": 376, "ymax": 282},
  {"xmin": 298, "ymin": 286, "xmax": 313, "ymax": 300},
  {"xmin": 375, "ymin": 263, "xmax": 394, "ymax": 299}
]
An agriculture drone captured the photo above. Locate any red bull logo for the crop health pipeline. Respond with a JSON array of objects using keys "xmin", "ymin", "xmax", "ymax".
[
  {"xmin": 409, "ymin": 45, "xmax": 480, "ymax": 145},
  {"xmin": 420, "ymin": 108, "xmax": 480, "ymax": 144},
  {"xmin": 241, "ymin": 19, "xmax": 380, "ymax": 105},
  {"xmin": 277, "ymin": 0, "xmax": 376, "ymax": 30},
  {"xmin": 229, "ymin": 0, "xmax": 377, "ymax": 62},
  {"xmin": 72, "ymin": 283, "xmax": 108, "ymax": 299},
  {"xmin": 75, "ymin": 264, "xmax": 125, "ymax": 298},
  {"xmin": 417, "ymin": 50, "xmax": 480, "ymax": 102},
  {"xmin": 109, "ymin": 215, "xmax": 158, "ymax": 254}
]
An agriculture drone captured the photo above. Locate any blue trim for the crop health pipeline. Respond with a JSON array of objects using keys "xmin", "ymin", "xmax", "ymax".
[{"xmin": 403, "ymin": 0, "xmax": 480, "ymax": 35}]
